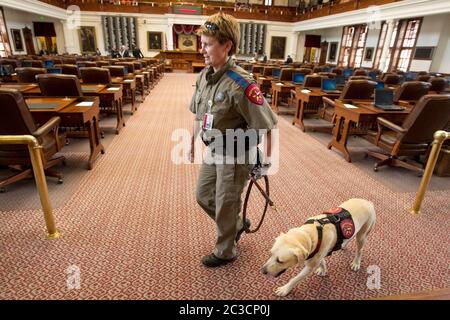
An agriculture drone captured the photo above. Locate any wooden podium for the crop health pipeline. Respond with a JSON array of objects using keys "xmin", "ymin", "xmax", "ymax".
[{"xmin": 158, "ymin": 50, "xmax": 204, "ymax": 72}]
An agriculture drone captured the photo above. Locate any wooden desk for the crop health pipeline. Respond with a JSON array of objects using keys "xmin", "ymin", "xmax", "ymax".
[
  {"xmin": 191, "ymin": 62, "xmax": 205, "ymax": 73},
  {"xmin": 328, "ymin": 99, "xmax": 408, "ymax": 162},
  {"xmin": 113, "ymin": 78, "xmax": 136, "ymax": 114},
  {"xmin": 15, "ymin": 83, "xmax": 125, "ymax": 134},
  {"xmin": 292, "ymin": 88, "xmax": 340, "ymax": 132},
  {"xmin": 26, "ymin": 97, "xmax": 105, "ymax": 170},
  {"xmin": 0, "ymin": 83, "xmax": 38, "ymax": 93},
  {"xmin": 271, "ymin": 82, "xmax": 295, "ymax": 113}
]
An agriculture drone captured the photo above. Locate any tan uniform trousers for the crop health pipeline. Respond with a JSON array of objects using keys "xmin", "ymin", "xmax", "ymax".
[{"xmin": 196, "ymin": 160, "xmax": 253, "ymax": 259}]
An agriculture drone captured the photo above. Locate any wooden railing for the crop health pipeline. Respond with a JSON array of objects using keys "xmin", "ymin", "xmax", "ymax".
[{"xmin": 37, "ymin": 0, "xmax": 401, "ymax": 23}]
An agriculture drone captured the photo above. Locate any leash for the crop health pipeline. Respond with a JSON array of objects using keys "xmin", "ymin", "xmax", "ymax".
[{"xmin": 242, "ymin": 171, "xmax": 279, "ymax": 234}]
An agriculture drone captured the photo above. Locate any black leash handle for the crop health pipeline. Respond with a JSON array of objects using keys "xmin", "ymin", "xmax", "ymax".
[{"xmin": 242, "ymin": 175, "xmax": 272, "ymax": 234}]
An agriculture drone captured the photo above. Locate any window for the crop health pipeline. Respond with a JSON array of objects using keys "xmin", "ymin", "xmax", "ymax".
[
  {"xmin": 0, "ymin": 7, "xmax": 11, "ymax": 58},
  {"xmin": 373, "ymin": 22, "xmax": 388, "ymax": 69},
  {"xmin": 385, "ymin": 18, "xmax": 422, "ymax": 72},
  {"xmin": 337, "ymin": 24, "xmax": 368, "ymax": 68}
]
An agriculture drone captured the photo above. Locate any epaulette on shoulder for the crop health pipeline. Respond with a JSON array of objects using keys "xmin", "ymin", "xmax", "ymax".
[
  {"xmin": 226, "ymin": 69, "xmax": 264, "ymax": 106},
  {"xmin": 226, "ymin": 69, "xmax": 251, "ymax": 91}
]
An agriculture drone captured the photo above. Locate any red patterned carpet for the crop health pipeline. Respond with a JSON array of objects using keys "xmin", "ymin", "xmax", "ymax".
[{"xmin": 0, "ymin": 73, "xmax": 449, "ymax": 300}]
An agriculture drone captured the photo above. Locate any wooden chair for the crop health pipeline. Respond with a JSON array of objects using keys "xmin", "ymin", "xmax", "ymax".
[
  {"xmin": 0, "ymin": 88, "xmax": 65, "ymax": 192},
  {"xmin": 367, "ymin": 94, "xmax": 450, "ymax": 175}
]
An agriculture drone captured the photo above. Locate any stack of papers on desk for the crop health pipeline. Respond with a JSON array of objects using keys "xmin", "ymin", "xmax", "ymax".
[
  {"xmin": 107, "ymin": 87, "xmax": 120, "ymax": 91},
  {"xmin": 301, "ymin": 89, "xmax": 311, "ymax": 93},
  {"xmin": 124, "ymin": 79, "xmax": 133, "ymax": 82},
  {"xmin": 344, "ymin": 104, "xmax": 358, "ymax": 109},
  {"xmin": 76, "ymin": 101, "xmax": 94, "ymax": 107},
  {"xmin": 276, "ymin": 82, "xmax": 284, "ymax": 86}
]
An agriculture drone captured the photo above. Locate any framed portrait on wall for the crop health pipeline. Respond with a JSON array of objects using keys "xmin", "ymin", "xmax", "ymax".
[
  {"xmin": 11, "ymin": 29, "xmax": 24, "ymax": 51},
  {"xmin": 78, "ymin": 26, "xmax": 97, "ymax": 54},
  {"xmin": 148, "ymin": 32, "xmax": 163, "ymax": 51},
  {"xmin": 270, "ymin": 36, "xmax": 286, "ymax": 60},
  {"xmin": 328, "ymin": 42, "xmax": 338, "ymax": 62},
  {"xmin": 178, "ymin": 34, "xmax": 197, "ymax": 51},
  {"xmin": 364, "ymin": 47, "xmax": 374, "ymax": 61}
]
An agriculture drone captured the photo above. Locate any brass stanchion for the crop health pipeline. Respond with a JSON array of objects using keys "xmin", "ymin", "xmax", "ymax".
[
  {"xmin": 411, "ymin": 130, "xmax": 450, "ymax": 215},
  {"xmin": 0, "ymin": 135, "xmax": 60, "ymax": 239}
]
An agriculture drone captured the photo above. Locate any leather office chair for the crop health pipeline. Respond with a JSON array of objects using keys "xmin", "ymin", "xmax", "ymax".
[
  {"xmin": 59, "ymin": 64, "xmax": 81, "ymax": 78},
  {"xmin": 78, "ymin": 61, "xmax": 96, "ymax": 67},
  {"xmin": 304, "ymin": 75, "xmax": 324, "ymax": 88},
  {"xmin": 37, "ymin": 74, "xmax": 83, "ymax": 97},
  {"xmin": 353, "ymin": 69, "xmax": 368, "ymax": 76},
  {"xmin": 80, "ymin": 67, "xmax": 111, "ymax": 84},
  {"xmin": 321, "ymin": 80, "xmax": 377, "ymax": 122},
  {"xmin": 0, "ymin": 59, "xmax": 20, "ymax": 69},
  {"xmin": 332, "ymin": 68, "xmax": 343, "ymax": 76},
  {"xmin": 349, "ymin": 75, "xmax": 372, "ymax": 80},
  {"xmin": 393, "ymin": 81, "xmax": 431, "ymax": 102},
  {"xmin": 102, "ymin": 66, "xmax": 127, "ymax": 77},
  {"xmin": 262, "ymin": 66, "xmax": 276, "ymax": 77},
  {"xmin": 0, "ymin": 88, "xmax": 66, "ymax": 191},
  {"xmin": 296, "ymin": 68, "xmax": 312, "ymax": 75},
  {"xmin": 417, "ymin": 74, "xmax": 431, "ymax": 82},
  {"xmin": 96, "ymin": 61, "xmax": 110, "ymax": 67},
  {"xmin": 15, "ymin": 67, "xmax": 47, "ymax": 83},
  {"xmin": 430, "ymin": 77, "xmax": 448, "ymax": 93},
  {"xmin": 417, "ymin": 71, "xmax": 428, "ymax": 76},
  {"xmin": 62, "ymin": 57, "xmax": 77, "ymax": 65},
  {"xmin": 251, "ymin": 65, "xmax": 264, "ymax": 75},
  {"xmin": 318, "ymin": 72, "xmax": 336, "ymax": 78},
  {"xmin": 279, "ymin": 68, "xmax": 295, "ymax": 81},
  {"xmin": 367, "ymin": 94, "xmax": 450, "ymax": 175},
  {"xmin": 115, "ymin": 62, "xmax": 135, "ymax": 74},
  {"xmin": 22, "ymin": 60, "xmax": 44, "ymax": 68},
  {"xmin": 312, "ymin": 67, "xmax": 324, "ymax": 73},
  {"xmin": 383, "ymin": 73, "xmax": 402, "ymax": 85}
]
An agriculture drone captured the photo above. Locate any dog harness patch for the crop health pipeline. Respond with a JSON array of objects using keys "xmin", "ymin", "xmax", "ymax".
[
  {"xmin": 226, "ymin": 70, "xmax": 264, "ymax": 106},
  {"xmin": 304, "ymin": 207, "xmax": 355, "ymax": 260}
]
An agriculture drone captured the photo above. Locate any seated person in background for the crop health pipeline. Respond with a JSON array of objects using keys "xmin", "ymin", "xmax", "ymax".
[
  {"xmin": 119, "ymin": 45, "xmax": 130, "ymax": 58},
  {"xmin": 132, "ymin": 45, "xmax": 144, "ymax": 58},
  {"xmin": 111, "ymin": 47, "xmax": 121, "ymax": 58},
  {"xmin": 261, "ymin": 53, "xmax": 267, "ymax": 63},
  {"xmin": 285, "ymin": 55, "xmax": 293, "ymax": 64}
]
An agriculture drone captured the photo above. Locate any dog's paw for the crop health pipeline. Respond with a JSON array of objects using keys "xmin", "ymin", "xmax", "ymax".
[
  {"xmin": 351, "ymin": 261, "xmax": 361, "ymax": 272},
  {"xmin": 275, "ymin": 285, "xmax": 292, "ymax": 297},
  {"xmin": 315, "ymin": 266, "xmax": 327, "ymax": 277}
]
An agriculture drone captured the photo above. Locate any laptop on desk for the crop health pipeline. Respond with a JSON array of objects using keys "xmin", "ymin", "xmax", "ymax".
[
  {"xmin": 0, "ymin": 65, "xmax": 14, "ymax": 76},
  {"xmin": 368, "ymin": 71, "xmax": 377, "ymax": 80},
  {"xmin": 335, "ymin": 75, "xmax": 345, "ymax": 87},
  {"xmin": 272, "ymin": 69, "xmax": 281, "ymax": 80},
  {"xmin": 374, "ymin": 89, "xmax": 405, "ymax": 111},
  {"xmin": 321, "ymin": 78, "xmax": 341, "ymax": 94},
  {"xmin": 21, "ymin": 61, "xmax": 33, "ymax": 68},
  {"xmin": 47, "ymin": 68, "xmax": 62, "ymax": 74},
  {"xmin": 404, "ymin": 72, "xmax": 417, "ymax": 81},
  {"xmin": 123, "ymin": 66, "xmax": 129, "ymax": 76},
  {"xmin": 343, "ymin": 68, "xmax": 353, "ymax": 79},
  {"xmin": 292, "ymin": 73, "xmax": 305, "ymax": 85},
  {"xmin": 44, "ymin": 60, "xmax": 54, "ymax": 69},
  {"xmin": 376, "ymin": 80, "xmax": 385, "ymax": 89}
]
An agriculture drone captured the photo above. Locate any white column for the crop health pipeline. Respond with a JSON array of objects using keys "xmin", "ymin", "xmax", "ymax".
[
  {"xmin": 61, "ymin": 20, "xmax": 79, "ymax": 54},
  {"xmin": 167, "ymin": 23, "xmax": 174, "ymax": 50},
  {"xmin": 379, "ymin": 19, "xmax": 396, "ymax": 72},
  {"xmin": 296, "ymin": 32, "xmax": 306, "ymax": 63},
  {"xmin": 289, "ymin": 31, "xmax": 299, "ymax": 61}
]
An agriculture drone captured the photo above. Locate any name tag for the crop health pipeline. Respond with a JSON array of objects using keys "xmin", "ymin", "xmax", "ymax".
[{"xmin": 202, "ymin": 113, "xmax": 214, "ymax": 130}]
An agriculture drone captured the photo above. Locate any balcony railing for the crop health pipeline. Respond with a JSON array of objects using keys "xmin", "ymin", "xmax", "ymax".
[{"xmin": 37, "ymin": 0, "xmax": 401, "ymax": 23}]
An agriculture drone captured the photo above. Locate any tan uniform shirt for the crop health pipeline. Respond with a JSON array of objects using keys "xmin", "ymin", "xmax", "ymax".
[{"xmin": 189, "ymin": 57, "xmax": 277, "ymax": 137}]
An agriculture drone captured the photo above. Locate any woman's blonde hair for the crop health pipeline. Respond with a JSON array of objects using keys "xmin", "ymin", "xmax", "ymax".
[{"xmin": 197, "ymin": 13, "xmax": 240, "ymax": 56}]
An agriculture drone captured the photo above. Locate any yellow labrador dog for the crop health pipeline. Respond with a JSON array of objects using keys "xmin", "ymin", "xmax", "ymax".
[{"xmin": 262, "ymin": 198, "xmax": 376, "ymax": 297}]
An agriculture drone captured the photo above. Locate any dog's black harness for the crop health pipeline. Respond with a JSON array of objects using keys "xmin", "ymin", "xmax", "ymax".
[{"xmin": 304, "ymin": 207, "xmax": 355, "ymax": 260}]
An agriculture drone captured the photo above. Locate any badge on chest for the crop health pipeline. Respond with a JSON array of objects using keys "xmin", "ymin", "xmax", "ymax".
[{"xmin": 202, "ymin": 99, "xmax": 214, "ymax": 130}]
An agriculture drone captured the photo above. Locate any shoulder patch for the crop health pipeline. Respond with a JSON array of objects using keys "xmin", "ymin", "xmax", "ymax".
[
  {"xmin": 245, "ymin": 83, "xmax": 264, "ymax": 105},
  {"xmin": 226, "ymin": 70, "xmax": 263, "ymax": 106}
]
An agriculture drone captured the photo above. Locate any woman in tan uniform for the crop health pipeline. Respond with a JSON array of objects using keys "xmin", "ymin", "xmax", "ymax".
[{"xmin": 190, "ymin": 13, "xmax": 277, "ymax": 267}]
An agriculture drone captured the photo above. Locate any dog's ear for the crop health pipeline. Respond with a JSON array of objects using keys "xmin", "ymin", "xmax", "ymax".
[{"xmin": 290, "ymin": 245, "xmax": 308, "ymax": 263}]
